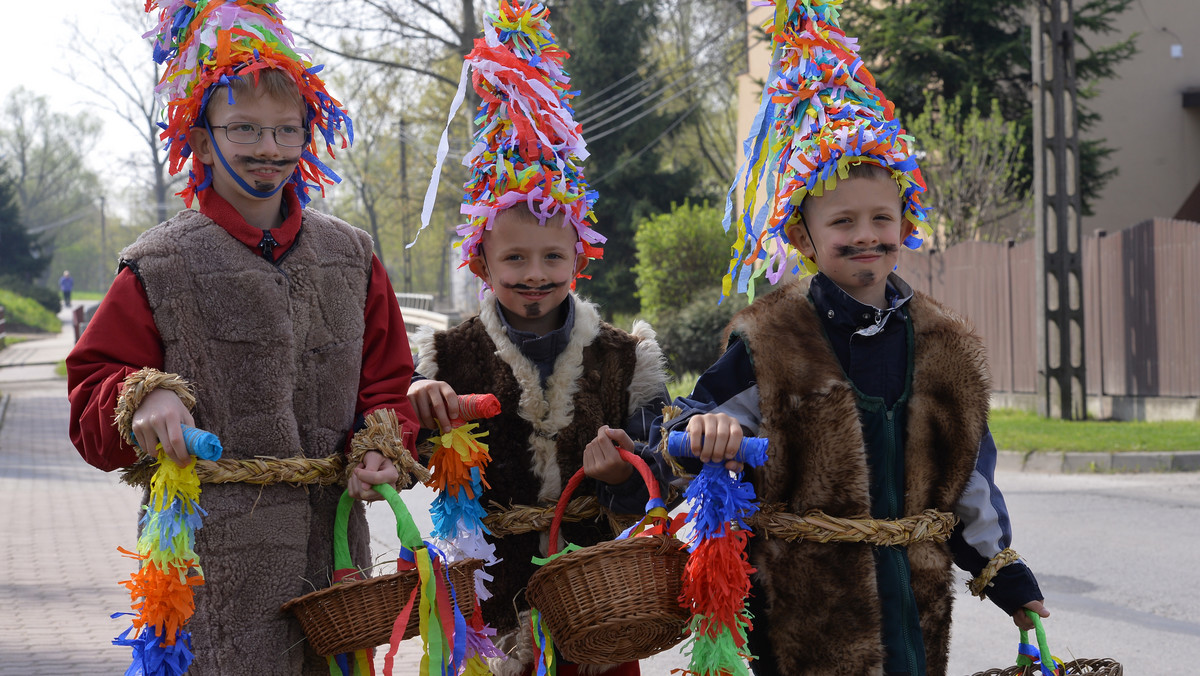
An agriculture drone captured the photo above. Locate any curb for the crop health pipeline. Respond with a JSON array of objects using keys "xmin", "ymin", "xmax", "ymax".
[
  {"xmin": 0, "ymin": 392, "xmax": 9, "ymax": 431},
  {"xmin": 997, "ymin": 449, "xmax": 1200, "ymax": 473}
]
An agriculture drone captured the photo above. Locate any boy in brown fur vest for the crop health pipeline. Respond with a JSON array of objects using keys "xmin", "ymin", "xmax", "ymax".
[
  {"xmin": 66, "ymin": 2, "xmax": 418, "ymax": 673},
  {"xmin": 654, "ymin": 3, "xmax": 1049, "ymax": 675},
  {"xmin": 406, "ymin": 6, "xmax": 670, "ymax": 674}
]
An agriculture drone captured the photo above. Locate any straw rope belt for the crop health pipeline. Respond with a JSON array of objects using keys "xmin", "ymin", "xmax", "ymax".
[
  {"xmin": 481, "ymin": 498, "xmax": 958, "ymax": 546},
  {"xmin": 120, "ymin": 454, "xmax": 350, "ymax": 487}
]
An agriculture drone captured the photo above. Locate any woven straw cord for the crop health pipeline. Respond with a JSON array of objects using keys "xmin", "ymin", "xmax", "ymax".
[
  {"xmin": 121, "ymin": 453, "xmax": 348, "ymax": 488},
  {"xmin": 748, "ymin": 506, "xmax": 957, "ymax": 545},
  {"xmin": 346, "ymin": 408, "xmax": 428, "ymax": 488},
  {"xmin": 968, "ymin": 547, "xmax": 1022, "ymax": 599},
  {"xmin": 113, "ymin": 367, "xmax": 197, "ymax": 456}
]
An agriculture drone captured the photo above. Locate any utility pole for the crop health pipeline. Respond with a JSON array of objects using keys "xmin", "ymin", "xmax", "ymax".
[
  {"xmin": 399, "ymin": 116, "xmax": 413, "ymax": 293},
  {"xmin": 1032, "ymin": 0, "xmax": 1087, "ymax": 419}
]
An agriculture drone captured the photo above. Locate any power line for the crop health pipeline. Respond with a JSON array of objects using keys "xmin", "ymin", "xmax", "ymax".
[{"xmin": 591, "ymin": 98, "xmax": 704, "ymax": 186}]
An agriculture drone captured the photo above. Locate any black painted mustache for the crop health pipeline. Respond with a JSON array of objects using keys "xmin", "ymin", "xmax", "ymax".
[
  {"xmin": 836, "ymin": 243, "xmax": 899, "ymax": 258},
  {"xmin": 237, "ymin": 157, "xmax": 295, "ymax": 169}
]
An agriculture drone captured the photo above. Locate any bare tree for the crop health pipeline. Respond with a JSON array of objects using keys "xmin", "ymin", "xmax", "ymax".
[
  {"xmin": 290, "ymin": 0, "xmax": 478, "ymax": 87},
  {"xmin": 64, "ymin": 3, "xmax": 184, "ymax": 228}
]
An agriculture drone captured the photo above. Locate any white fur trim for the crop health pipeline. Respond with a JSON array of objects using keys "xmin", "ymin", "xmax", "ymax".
[
  {"xmin": 412, "ymin": 325, "xmax": 439, "ymax": 379},
  {"xmin": 626, "ymin": 320, "xmax": 669, "ymax": 417},
  {"xmin": 479, "ymin": 292, "xmax": 601, "ymax": 503}
]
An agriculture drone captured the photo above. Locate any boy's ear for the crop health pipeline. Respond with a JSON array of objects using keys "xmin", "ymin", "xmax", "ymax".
[
  {"xmin": 573, "ymin": 254, "xmax": 589, "ymax": 278},
  {"xmin": 467, "ymin": 255, "xmax": 490, "ymax": 285},
  {"xmin": 785, "ymin": 218, "xmax": 816, "ymax": 261},
  {"xmin": 188, "ymin": 127, "xmax": 215, "ymax": 166}
]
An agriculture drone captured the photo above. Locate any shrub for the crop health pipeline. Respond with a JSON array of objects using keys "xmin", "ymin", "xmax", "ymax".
[
  {"xmin": 655, "ymin": 287, "xmax": 747, "ymax": 377},
  {"xmin": 0, "ymin": 288, "xmax": 62, "ymax": 334},
  {"xmin": 0, "ymin": 275, "xmax": 61, "ymax": 313},
  {"xmin": 634, "ymin": 201, "xmax": 734, "ymax": 323}
]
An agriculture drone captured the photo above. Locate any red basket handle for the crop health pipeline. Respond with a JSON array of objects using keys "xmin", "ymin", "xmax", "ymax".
[{"xmin": 547, "ymin": 449, "xmax": 662, "ymax": 556}]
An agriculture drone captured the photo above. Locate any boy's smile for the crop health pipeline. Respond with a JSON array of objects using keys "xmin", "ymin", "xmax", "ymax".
[
  {"xmin": 469, "ymin": 207, "xmax": 588, "ymax": 336},
  {"xmin": 785, "ymin": 173, "xmax": 909, "ymax": 309}
]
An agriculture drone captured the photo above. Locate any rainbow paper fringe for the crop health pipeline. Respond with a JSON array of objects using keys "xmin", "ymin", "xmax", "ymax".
[
  {"xmin": 668, "ymin": 432, "xmax": 769, "ymax": 676},
  {"xmin": 723, "ymin": 0, "xmax": 929, "ymax": 300},
  {"xmin": 142, "ymin": 0, "xmax": 353, "ymax": 208},
  {"xmin": 112, "ymin": 426, "xmax": 222, "ymax": 676},
  {"xmin": 417, "ymin": 0, "xmax": 602, "ymax": 283},
  {"xmin": 424, "ymin": 394, "xmax": 504, "ymax": 674}
]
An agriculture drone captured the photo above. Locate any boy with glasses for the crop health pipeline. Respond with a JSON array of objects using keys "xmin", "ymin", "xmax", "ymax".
[{"xmin": 66, "ymin": 1, "xmax": 419, "ymax": 673}]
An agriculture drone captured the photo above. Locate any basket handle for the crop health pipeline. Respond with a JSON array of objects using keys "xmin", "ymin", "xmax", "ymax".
[
  {"xmin": 1016, "ymin": 610, "xmax": 1062, "ymax": 676},
  {"xmin": 333, "ymin": 484, "xmax": 423, "ymax": 573},
  {"xmin": 546, "ymin": 449, "xmax": 661, "ymax": 556}
]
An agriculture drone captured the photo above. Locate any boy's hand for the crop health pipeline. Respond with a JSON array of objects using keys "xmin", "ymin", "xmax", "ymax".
[
  {"xmin": 685, "ymin": 413, "xmax": 745, "ymax": 472},
  {"xmin": 1012, "ymin": 600, "xmax": 1050, "ymax": 630},
  {"xmin": 583, "ymin": 425, "xmax": 636, "ymax": 485},
  {"xmin": 132, "ymin": 388, "xmax": 195, "ymax": 467},
  {"xmin": 408, "ymin": 379, "xmax": 461, "ymax": 431},
  {"xmin": 348, "ymin": 450, "xmax": 401, "ymax": 501}
]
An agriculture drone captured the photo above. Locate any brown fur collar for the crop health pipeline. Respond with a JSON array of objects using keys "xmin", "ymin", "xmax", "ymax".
[{"xmin": 730, "ymin": 277, "xmax": 990, "ymax": 676}]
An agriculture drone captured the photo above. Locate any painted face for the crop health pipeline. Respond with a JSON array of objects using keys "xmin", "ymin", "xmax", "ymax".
[
  {"xmin": 786, "ymin": 175, "xmax": 909, "ymax": 309},
  {"xmin": 188, "ymin": 86, "xmax": 305, "ymax": 213},
  {"xmin": 469, "ymin": 208, "xmax": 588, "ymax": 335}
]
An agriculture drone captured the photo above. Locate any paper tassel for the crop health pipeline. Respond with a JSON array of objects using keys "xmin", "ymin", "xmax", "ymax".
[
  {"xmin": 113, "ymin": 426, "xmax": 222, "ymax": 675},
  {"xmin": 670, "ymin": 433, "xmax": 767, "ymax": 676}
]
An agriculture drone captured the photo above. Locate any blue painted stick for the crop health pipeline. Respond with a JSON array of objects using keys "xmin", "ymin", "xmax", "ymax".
[{"xmin": 666, "ymin": 430, "xmax": 768, "ymax": 467}]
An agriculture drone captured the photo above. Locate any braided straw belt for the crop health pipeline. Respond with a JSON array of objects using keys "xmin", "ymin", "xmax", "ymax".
[
  {"xmin": 481, "ymin": 498, "xmax": 957, "ymax": 546},
  {"xmin": 121, "ymin": 454, "xmax": 348, "ymax": 488}
]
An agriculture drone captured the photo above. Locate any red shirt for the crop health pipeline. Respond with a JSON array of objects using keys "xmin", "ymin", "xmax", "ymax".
[{"xmin": 66, "ymin": 188, "xmax": 418, "ymax": 471}]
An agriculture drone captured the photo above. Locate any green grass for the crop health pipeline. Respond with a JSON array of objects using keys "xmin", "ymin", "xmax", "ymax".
[
  {"xmin": 55, "ymin": 360, "xmax": 68, "ymax": 378},
  {"xmin": 72, "ymin": 291, "xmax": 106, "ymax": 301},
  {"xmin": 989, "ymin": 408, "xmax": 1200, "ymax": 452},
  {"xmin": 0, "ymin": 289, "xmax": 61, "ymax": 333},
  {"xmin": 668, "ymin": 372, "xmax": 700, "ymax": 401}
]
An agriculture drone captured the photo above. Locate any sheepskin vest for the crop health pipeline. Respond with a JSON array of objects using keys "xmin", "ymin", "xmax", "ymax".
[
  {"xmin": 120, "ymin": 208, "xmax": 375, "ymax": 675},
  {"xmin": 412, "ymin": 293, "xmax": 668, "ymax": 670},
  {"xmin": 732, "ymin": 278, "xmax": 990, "ymax": 676}
]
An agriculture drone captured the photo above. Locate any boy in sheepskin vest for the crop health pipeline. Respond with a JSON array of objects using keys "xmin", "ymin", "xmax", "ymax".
[
  {"xmin": 66, "ymin": 2, "xmax": 419, "ymax": 673},
  {"xmin": 654, "ymin": 3, "xmax": 1049, "ymax": 675},
  {"xmin": 407, "ymin": 4, "xmax": 671, "ymax": 674}
]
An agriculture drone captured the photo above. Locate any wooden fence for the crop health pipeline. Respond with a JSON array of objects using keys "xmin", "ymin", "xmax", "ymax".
[{"xmin": 900, "ymin": 218, "xmax": 1199, "ymax": 399}]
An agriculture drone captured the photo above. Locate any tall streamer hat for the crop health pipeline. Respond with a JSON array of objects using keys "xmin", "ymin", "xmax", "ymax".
[
  {"xmin": 724, "ymin": 0, "xmax": 930, "ymax": 300},
  {"xmin": 417, "ymin": 0, "xmax": 603, "ymax": 287},
  {"xmin": 144, "ymin": 0, "xmax": 353, "ymax": 208}
]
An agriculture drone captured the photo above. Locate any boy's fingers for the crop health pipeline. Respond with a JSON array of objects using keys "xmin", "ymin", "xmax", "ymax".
[{"xmin": 603, "ymin": 427, "xmax": 634, "ymax": 450}]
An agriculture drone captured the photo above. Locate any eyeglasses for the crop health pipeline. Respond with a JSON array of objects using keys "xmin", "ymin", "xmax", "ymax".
[{"xmin": 210, "ymin": 122, "xmax": 310, "ymax": 148}]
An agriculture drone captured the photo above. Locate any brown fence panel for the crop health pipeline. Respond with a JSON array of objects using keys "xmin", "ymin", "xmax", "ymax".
[
  {"xmin": 1008, "ymin": 240, "xmax": 1038, "ymax": 393},
  {"xmin": 887, "ymin": 219, "xmax": 1198, "ymax": 399}
]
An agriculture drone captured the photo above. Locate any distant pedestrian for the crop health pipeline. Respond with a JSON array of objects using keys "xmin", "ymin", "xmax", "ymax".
[{"xmin": 58, "ymin": 271, "xmax": 73, "ymax": 309}]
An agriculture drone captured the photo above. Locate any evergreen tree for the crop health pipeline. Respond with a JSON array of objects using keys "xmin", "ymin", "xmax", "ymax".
[
  {"xmin": 0, "ymin": 163, "xmax": 48, "ymax": 283},
  {"xmin": 846, "ymin": 0, "xmax": 1137, "ymax": 216},
  {"xmin": 557, "ymin": 0, "xmax": 698, "ymax": 318}
]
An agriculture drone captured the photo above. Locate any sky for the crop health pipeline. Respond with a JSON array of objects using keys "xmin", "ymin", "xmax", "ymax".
[{"xmin": 3, "ymin": 0, "xmax": 148, "ymax": 183}]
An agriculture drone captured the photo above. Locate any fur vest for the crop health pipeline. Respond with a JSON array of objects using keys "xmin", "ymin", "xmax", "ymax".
[
  {"xmin": 732, "ymin": 278, "xmax": 990, "ymax": 676},
  {"xmin": 412, "ymin": 293, "xmax": 667, "ymax": 674},
  {"xmin": 121, "ymin": 208, "xmax": 375, "ymax": 675}
]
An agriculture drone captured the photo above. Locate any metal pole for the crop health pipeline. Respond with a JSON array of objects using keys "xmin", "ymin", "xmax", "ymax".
[{"xmin": 400, "ymin": 116, "xmax": 413, "ymax": 293}]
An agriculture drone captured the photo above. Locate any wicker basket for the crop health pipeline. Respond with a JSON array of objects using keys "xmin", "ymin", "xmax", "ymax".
[
  {"xmin": 282, "ymin": 484, "xmax": 482, "ymax": 656},
  {"xmin": 970, "ymin": 659, "xmax": 1122, "ymax": 676},
  {"xmin": 969, "ymin": 613, "xmax": 1122, "ymax": 676},
  {"xmin": 526, "ymin": 449, "xmax": 690, "ymax": 664}
]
